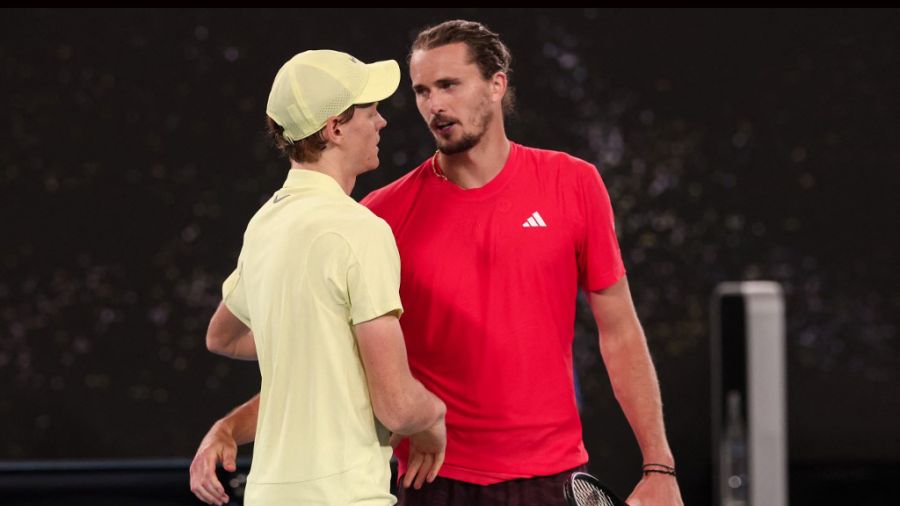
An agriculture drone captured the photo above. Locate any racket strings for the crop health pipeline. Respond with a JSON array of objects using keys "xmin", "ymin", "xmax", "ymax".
[{"xmin": 572, "ymin": 478, "xmax": 616, "ymax": 506}]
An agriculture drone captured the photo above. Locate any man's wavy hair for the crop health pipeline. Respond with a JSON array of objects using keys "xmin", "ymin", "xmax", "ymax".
[{"xmin": 410, "ymin": 19, "xmax": 516, "ymax": 115}]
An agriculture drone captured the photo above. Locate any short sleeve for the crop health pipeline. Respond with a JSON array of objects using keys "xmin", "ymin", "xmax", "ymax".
[
  {"xmin": 346, "ymin": 219, "xmax": 404, "ymax": 325},
  {"xmin": 222, "ymin": 261, "xmax": 252, "ymax": 327},
  {"xmin": 577, "ymin": 164, "xmax": 626, "ymax": 292}
]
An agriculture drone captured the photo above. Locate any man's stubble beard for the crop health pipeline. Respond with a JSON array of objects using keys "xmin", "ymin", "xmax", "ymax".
[{"xmin": 436, "ymin": 97, "xmax": 494, "ymax": 155}]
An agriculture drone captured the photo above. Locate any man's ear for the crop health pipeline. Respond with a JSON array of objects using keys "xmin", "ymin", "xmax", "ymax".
[
  {"xmin": 321, "ymin": 117, "xmax": 343, "ymax": 145},
  {"xmin": 489, "ymin": 71, "xmax": 508, "ymax": 105}
]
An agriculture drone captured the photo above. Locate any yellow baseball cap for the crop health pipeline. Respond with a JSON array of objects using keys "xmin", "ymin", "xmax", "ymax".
[{"xmin": 266, "ymin": 50, "xmax": 400, "ymax": 142}]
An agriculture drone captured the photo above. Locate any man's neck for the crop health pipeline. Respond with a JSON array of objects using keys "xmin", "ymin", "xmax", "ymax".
[
  {"xmin": 437, "ymin": 128, "xmax": 511, "ymax": 190},
  {"xmin": 291, "ymin": 157, "xmax": 355, "ymax": 195}
]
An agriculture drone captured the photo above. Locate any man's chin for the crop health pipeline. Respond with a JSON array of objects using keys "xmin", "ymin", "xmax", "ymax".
[
  {"xmin": 360, "ymin": 158, "xmax": 380, "ymax": 174},
  {"xmin": 437, "ymin": 138, "xmax": 477, "ymax": 156}
]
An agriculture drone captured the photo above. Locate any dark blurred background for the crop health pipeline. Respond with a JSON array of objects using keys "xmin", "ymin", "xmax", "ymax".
[{"xmin": 2, "ymin": 8, "xmax": 898, "ymax": 505}]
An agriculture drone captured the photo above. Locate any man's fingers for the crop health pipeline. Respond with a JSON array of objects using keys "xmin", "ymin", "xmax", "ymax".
[
  {"xmin": 222, "ymin": 445, "xmax": 237, "ymax": 471},
  {"xmin": 190, "ymin": 455, "xmax": 215, "ymax": 504},
  {"xmin": 192, "ymin": 488, "xmax": 215, "ymax": 505},
  {"xmin": 427, "ymin": 450, "xmax": 445, "ymax": 483},
  {"xmin": 191, "ymin": 479, "xmax": 221, "ymax": 505},
  {"xmin": 195, "ymin": 464, "xmax": 226, "ymax": 504},
  {"xmin": 197, "ymin": 451, "xmax": 225, "ymax": 493},
  {"xmin": 208, "ymin": 482, "xmax": 230, "ymax": 505},
  {"xmin": 413, "ymin": 454, "xmax": 433, "ymax": 489},
  {"xmin": 403, "ymin": 452, "xmax": 424, "ymax": 488},
  {"xmin": 208, "ymin": 471, "xmax": 225, "ymax": 496},
  {"xmin": 203, "ymin": 480, "xmax": 229, "ymax": 505},
  {"xmin": 190, "ymin": 445, "xmax": 234, "ymax": 505},
  {"xmin": 188, "ymin": 479, "xmax": 207, "ymax": 504}
]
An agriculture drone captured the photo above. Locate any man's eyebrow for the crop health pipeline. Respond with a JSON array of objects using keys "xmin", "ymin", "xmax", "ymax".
[{"xmin": 412, "ymin": 77, "xmax": 462, "ymax": 90}]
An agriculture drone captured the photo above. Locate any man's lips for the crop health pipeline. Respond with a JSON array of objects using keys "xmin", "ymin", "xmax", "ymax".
[{"xmin": 431, "ymin": 121, "xmax": 456, "ymax": 135}]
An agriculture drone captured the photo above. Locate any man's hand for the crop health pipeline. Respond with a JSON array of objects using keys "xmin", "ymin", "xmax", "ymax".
[
  {"xmin": 189, "ymin": 421, "xmax": 238, "ymax": 505},
  {"xmin": 390, "ymin": 417, "xmax": 447, "ymax": 490},
  {"xmin": 625, "ymin": 473, "xmax": 684, "ymax": 506}
]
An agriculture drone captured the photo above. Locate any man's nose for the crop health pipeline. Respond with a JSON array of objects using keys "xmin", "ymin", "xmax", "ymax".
[{"xmin": 428, "ymin": 93, "xmax": 446, "ymax": 116}]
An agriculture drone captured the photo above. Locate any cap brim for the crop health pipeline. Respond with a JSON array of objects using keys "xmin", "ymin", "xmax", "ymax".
[{"xmin": 355, "ymin": 59, "xmax": 400, "ymax": 104}]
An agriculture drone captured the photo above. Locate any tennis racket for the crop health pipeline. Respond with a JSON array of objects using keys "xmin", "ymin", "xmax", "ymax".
[{"xmin": 563, "ymin": 471, "xmax": 628, "ymax": 506}]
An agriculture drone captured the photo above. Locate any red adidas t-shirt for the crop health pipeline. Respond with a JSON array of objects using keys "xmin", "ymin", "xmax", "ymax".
[{"xmin": 361, "ymin": 142, "xmax": 625, "ymax": 485}]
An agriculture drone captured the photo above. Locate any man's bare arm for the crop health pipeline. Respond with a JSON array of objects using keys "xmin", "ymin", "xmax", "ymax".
[
  {"xmin": 189, "ymin": 394, "xmax": 259, "ymax": 505},
  {"xmin": 355, "ymin": 314, "xmax": 446, "ymax": 435},
  {"xmin": 206, "ymin": 301, "xmax": 256, "ymax": 360},
  {"xmin": 589, "ymin": 277, "xmax": 683, "ymax": 506}
]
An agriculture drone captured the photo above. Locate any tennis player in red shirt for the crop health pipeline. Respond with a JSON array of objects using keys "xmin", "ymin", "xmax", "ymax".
[{"xmin": 191, "ymin": 19, "xmax": 683, "ymax": 506}]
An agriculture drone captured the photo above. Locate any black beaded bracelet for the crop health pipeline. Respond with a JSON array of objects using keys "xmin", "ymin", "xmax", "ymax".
[
  {"xmin": 642, "ymin": 468, "xmax": 677, "ymax": 477},
  {"xmin": 642, "ymin": 463, "xmax": 676, "ymax": 477}
]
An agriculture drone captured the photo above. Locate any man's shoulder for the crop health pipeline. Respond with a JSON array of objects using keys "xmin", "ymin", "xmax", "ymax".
[
  {"xmin": 318, "ymin": 204, "xmax": 394, "ymax": 248},
  {"xmin": 336, "ymin": 200, "xmax": 389, "ymax": 229},
  {"xmin": 515, "ymin": 143, "xmax": 599, "ymax": 184},
  {"xmin": 361, "ymin": 162, "xmax": 430, "ymax": 210},
  {"xmin": 517, "ymin": 143, "xmax": 595, "ymax": 169}
]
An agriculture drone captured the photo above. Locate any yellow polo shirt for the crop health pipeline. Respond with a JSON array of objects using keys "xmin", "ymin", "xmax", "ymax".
[{"xmin": 222, "ymin": 169, "xmax": 402, "ymax": 505}]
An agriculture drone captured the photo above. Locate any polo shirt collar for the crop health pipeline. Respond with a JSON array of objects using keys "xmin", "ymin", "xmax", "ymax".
[{"xmin": 282, "ymin": 168, "xmax": 346, "ymax": 196}]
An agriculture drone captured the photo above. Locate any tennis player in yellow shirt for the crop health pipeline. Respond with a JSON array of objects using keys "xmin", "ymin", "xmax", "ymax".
[{"xmin": 189, "ymin": 50, "xmax": 446, "ymax": 506}]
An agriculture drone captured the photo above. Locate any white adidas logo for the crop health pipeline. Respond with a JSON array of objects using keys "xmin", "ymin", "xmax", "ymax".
[{"xmin": 522, "ymin": 211, "xmax": 547, "ymax": 228}]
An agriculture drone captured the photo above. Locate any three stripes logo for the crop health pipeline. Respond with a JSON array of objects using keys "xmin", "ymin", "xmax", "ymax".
[{"xmin": 522, "ymin": 211, "xmax": 547, "ymax": 228}]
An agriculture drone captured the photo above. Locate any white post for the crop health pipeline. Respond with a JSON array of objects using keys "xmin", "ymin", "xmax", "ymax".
[{"xmin": 711, "ymin": 281, "xmax": 787, "ymax": 506}]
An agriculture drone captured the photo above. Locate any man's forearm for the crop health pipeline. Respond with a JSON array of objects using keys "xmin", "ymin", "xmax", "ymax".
[
  {"xmin": 600, "ymin": 328, "xmax": 674, "ymax": 465},
  {"xmin": 389, "ymin": 380, "xmax": 446, "ymax": 436},
  {"xmin": 216, "ymin": 393, "xmax": 260, "ymax": 445}
]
